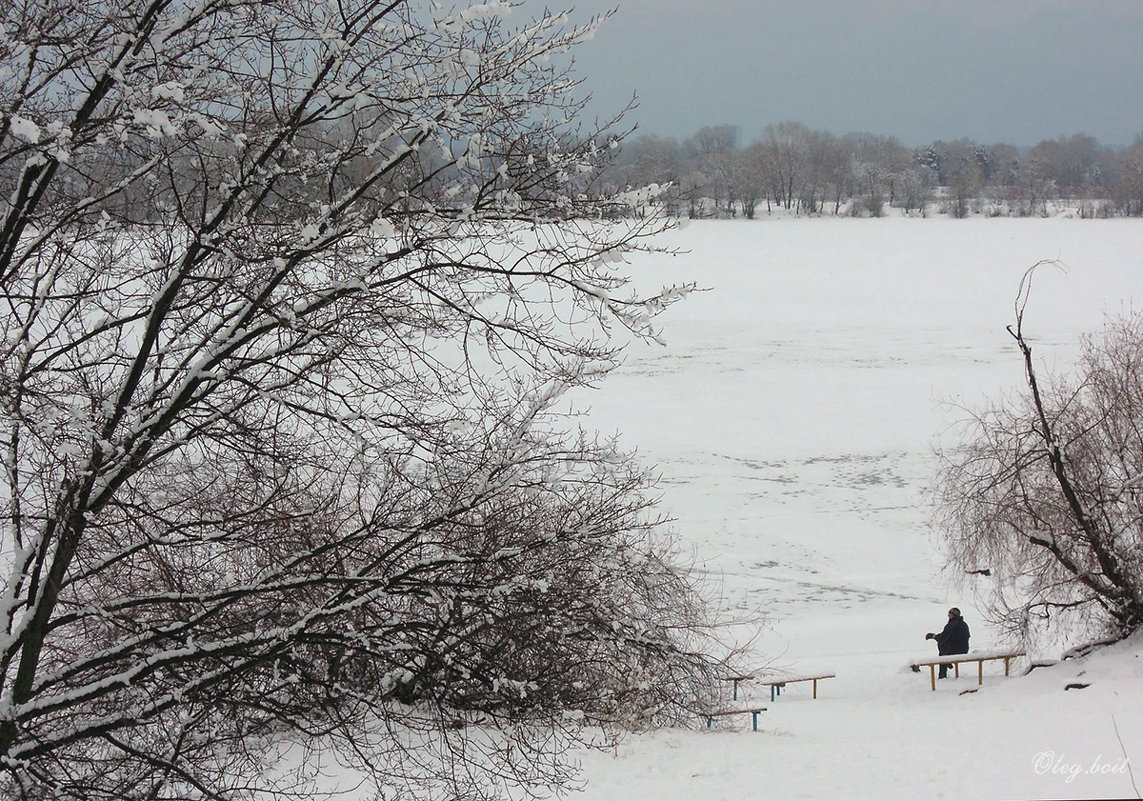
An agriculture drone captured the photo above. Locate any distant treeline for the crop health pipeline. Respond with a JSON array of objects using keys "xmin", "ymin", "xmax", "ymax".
[
  {"xmin": 600, "ymin": 122, "xmax": 1143, "ymax": 219},
  {"xmin": 34, "ymin": 117, "xmax": 1143, "ymax": 225}
]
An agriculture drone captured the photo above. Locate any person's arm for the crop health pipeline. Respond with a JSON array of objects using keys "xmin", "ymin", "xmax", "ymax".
[{"xmin": 934, "ymin": 620, "xmax": 954, "ymax": 647}]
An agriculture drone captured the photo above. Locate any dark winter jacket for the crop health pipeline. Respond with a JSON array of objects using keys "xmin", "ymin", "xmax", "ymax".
[{"xmin": 935, "ymin": 615, "xmax": 970, "ymax": 655}]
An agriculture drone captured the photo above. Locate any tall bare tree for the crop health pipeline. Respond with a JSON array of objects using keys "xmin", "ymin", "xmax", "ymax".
[
  {"xmin": 936, "ymin": 268, "xmax": 1143, "ymax": 649},
  {"xmin": 758, "ymin": 121, "xmax": 813, "ymax": 211}
]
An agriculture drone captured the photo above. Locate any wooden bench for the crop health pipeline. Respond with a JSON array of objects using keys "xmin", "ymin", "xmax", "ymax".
[
  {"xmin": 725, "ymin": 672, "xmax": 836, "ymax": 702},
  {"xmin": 910, "ymin": 652, "xmax": 1026, "ymax": 691},
  {"xmin": 761, "ymin": 673, "xmax": 836, "ymax": 702},
  {"xmin": 703, "ymin": 706, "xmax": 767, "ymax": 731}
]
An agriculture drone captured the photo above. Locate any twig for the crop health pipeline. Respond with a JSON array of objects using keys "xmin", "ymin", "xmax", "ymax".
[{"xmin": 1112, "ymin": 714, "xmax": 1140, "ymax": 799}]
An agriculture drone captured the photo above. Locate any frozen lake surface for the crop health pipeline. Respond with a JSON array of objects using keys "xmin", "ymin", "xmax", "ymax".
[{"xmin": 563, "ymin": 217, "xmax": 1143, "ymax": 800}]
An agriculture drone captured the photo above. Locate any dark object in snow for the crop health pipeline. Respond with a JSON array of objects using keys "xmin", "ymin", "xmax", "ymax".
[
  {"xmin": 1024, "ymin": 661, "xmax": 1059, "ymax": 675},
  {"xmin": 965, "ymin": 568, "xmax": 992, "ymax": 576},
  {"xmin": 1064, "ymin": 682, "xmax": 1091, "ymax": 690},
  {"xmin": 959, "ymin": 688, "xmax": 979, "ymax": 695},
  {"xmin": 1062, "ymin": 638, "xmax": 1120, "ymax": 660}
]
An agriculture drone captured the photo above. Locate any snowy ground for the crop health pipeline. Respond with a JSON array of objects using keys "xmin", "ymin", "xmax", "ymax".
[{"xmin": 561, "ymin": 217, "xmax": 1143, "ymax": 801}]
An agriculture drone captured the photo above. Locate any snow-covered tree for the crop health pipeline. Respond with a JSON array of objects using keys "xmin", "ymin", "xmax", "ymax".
[{"xmin": 0, "ymin": 1, "xmax": 723, "ymax": 798}]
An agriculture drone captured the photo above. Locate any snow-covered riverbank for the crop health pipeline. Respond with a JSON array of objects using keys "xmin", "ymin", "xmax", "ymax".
[{"xmin": 564, "ymin": 217, "xmax": 1143, "ymax": 800}]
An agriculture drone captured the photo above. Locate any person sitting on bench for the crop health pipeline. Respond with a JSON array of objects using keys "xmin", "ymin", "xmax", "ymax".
[{"xmin": 925, "ymin": 607, "xmax": 970, "ymax": 679}]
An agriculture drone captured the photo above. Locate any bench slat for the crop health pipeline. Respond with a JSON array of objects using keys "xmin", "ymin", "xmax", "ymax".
[
  {"xmin": 705, "ymin": 707, "xmax": 767, "ymax": 717},
  {"xmin": 762, "ymin": 673, "xmax": 836, "ymax": 685},
  {"xmin": 911, "ymin": 653, "xmax": 1024, "ymax": 668}
]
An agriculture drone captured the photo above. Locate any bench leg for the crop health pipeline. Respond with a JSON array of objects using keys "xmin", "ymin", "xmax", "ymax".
[
  {"xmin": 929, "ymin": 664, "xmax": 936, "ymax": 691},
  {"xmin": 1004, "ymin": 657, "xmax": 1011, "ymax": 676},
  {"xmin": 978, "ymin": 660, "xmax": 983, "ymax": 685},
  {"xmin": 954, "ymin": 663, "xmax": 959, "ymax": 679},
  {"xmin": 752, "ymin": 711, "xmax": 759, "ymax": 731},
  {"xmin": 812, "ymin": 679, "xmax": 818, "ymax": 699},
  {"xmin": 770, "ymin": 684, "xmax": 775, "ymax": 702}
]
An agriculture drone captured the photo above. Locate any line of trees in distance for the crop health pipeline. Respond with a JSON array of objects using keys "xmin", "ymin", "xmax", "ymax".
[{"xmin": 602, "ymin": 122, "xmax": 1143, "ymax": 219}]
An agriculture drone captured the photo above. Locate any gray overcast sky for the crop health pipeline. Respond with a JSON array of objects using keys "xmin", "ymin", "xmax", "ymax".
[{"xmin": 556, "ymin": 0, "xmax": 1143, "ymax": 147}]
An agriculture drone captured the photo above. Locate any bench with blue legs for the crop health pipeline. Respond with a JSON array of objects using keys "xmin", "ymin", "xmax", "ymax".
[
  {"xmin": 702, "ymin": 706, "xmax": 767, "ymax": 731},
  {"xmin": 725, "ymin": 671, "xmax": 836, "ymax": 702},
  {"xmin": 761, "ymin": 673, "xmax": 836, "ymax": 701}
]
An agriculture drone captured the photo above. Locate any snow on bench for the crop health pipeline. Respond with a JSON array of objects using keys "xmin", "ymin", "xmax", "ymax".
[
  {"xmin": 909, "ymin": 650, "xmax": 1026, "ymax": 691},
  {"xmin": 724, "ymin": 671, "xmax": 836, "ymax": 701},
  {"xmin": 702, "ymin": 706, "xmax": 768, "ymax": 731}
]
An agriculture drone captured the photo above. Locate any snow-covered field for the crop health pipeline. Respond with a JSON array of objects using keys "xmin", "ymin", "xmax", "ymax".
[{"xmin": 563, "ymin": 217, "xmax": 1143, "ymax": 801}]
